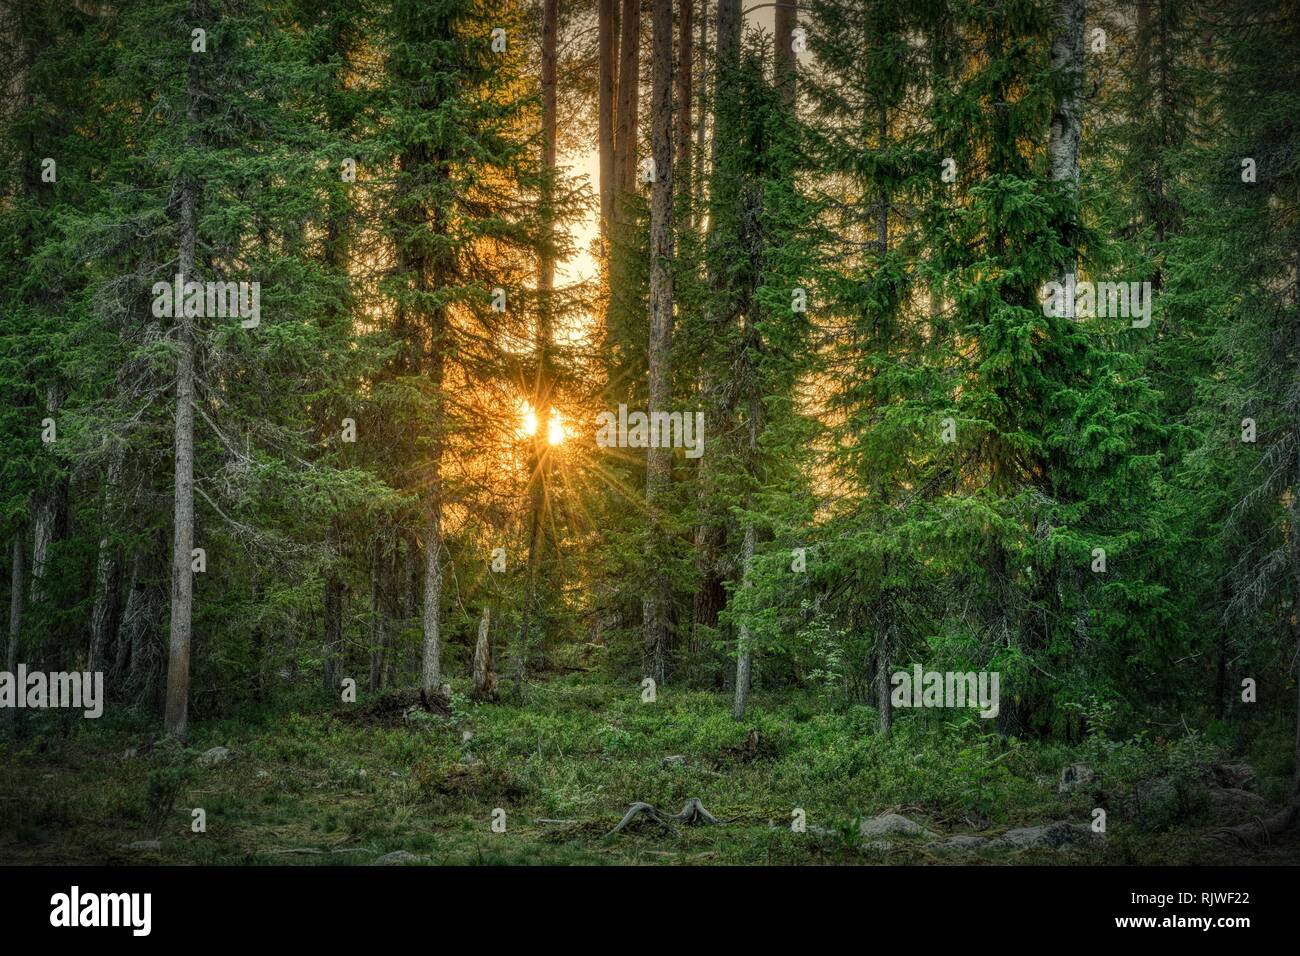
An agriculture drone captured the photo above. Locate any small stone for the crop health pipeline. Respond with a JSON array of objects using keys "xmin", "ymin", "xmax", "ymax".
[
  {"xmin": 929, "ymin": 834, "xmax": 988, "ymax": 852},
  {"xmin": 1211, "ymin": 763, "xmax": 1256, "ymax": 790},
  {"xmin": 373, "ymin": 850, "xmax": 424, "ymax": 866},
  {"xmin": 859, "ymin": 812, "xmax": 936, "ymax": 839},
  {"xmin": 1058, "ymin": 763, "xmax": 1095, "ymax": 793},
  {"xmin": 120, "ymin": 840, "xmax": 161, "ymax": 852},
  {"xmin": 989, "ymin": 821, "xmax": 1094, "ymax": 850},
  {"xmin": 1208, "ymin": 787, "xmax": 1267, "ymax": 821},
  {"xmin": 198, "ymin": 746, "xmax": 232, "ymax": 767},
  {"xmin": 404, "ymin": 707, "xmax": 438, "ymax": 724}
]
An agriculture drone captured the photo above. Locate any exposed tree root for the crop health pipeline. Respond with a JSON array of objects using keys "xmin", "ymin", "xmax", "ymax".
[
  {"xmin": 1213, "ymin": 789, "xmax": 1300, "ymax": 846},
  {"xmin": 674, "ymin": 797, "xmax": 721, "ymax": 826},
  {"xmin": 267, "ymin": 847, "xmax": 378, "ymax": 856},
  {"xmin": 419, "ymin": 687, "xmax": 453, "ymax": 715},
  {"xmin": 609, "ymin": 802, "xmax": 679, "ymax": 836},
  {"xmin": 713, "ymin": 729, "xmax": 776, "ymax": 769},
  {"xmin": 335, "ymin": 687, "xmax": 451, "ymax": 726},
  {"xmin": 607, "ymin": 799, "xmax": 724, "ymax": 836}
]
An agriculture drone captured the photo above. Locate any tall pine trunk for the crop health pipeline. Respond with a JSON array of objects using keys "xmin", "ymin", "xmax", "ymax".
[
  {"xmin": 643, "ymin": 0, "xmax": 674, "ymax": 684},
  {"xmin": 322, "ymin": 520, "xmax": 344, "ymax": 693},
  {"xmin": 370, "ymin": 537, "xmax": 393, "ymax": 692},
  {"xmin": 774, "ymin": 0, "xmax": 796, "ymax": 107},
  {"xmin": 420, "ymin": 294, "xmax": 446, "ymax": 695},
  {"xmin": 732, "ymin": 393, "xmax": 757, "ymax": 721},
  {"xmin": 517, "ymin": 0, "xmax": 560, "ymax": 695},
  {"xmin": 30, "ymin": 384, "xmax": 63, "ymax": 625},
  {"xmin": 89, "ymin": 446, "xmax": 125, "ymax": 674},
  {"xmin": 693, "ymin": 0, "xmax": 708, "ymax": 216},
  {"xmin": 692, "ymin": 0, "xmax": 740, "ymax": 664},
  {"xmin": 516, "ymin": 478, "xmax": 543, "ymax": 696},
  {"xmin": 676, "ymin": 0, "xmax": 693, "ymax": 226},
  {"xmin": 598, "ymin": 0, "xmax": 616, "ymax": 234},
  {"xmin": 164, "ymin": 16, "xmax": 203, "ymax": 738},
  {"xmin": 5, "ymin": 532, "xmax": 23, "ymax": 734},
  {"xmin": 614, "ymin": 0, "xmax": 639, "ymax": 202}
]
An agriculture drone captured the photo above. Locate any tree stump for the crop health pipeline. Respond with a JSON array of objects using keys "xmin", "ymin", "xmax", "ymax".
[{"xmin": 607, "ymin": 798, "xmax": 723, "ymax": 836}]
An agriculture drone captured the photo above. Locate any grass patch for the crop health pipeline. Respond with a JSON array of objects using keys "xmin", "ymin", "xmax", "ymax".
[{"xmin": 2, "ymin": 675, "xmax": 1296, "ymax": 865}]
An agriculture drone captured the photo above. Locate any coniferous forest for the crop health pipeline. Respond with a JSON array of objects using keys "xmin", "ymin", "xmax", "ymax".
[{"xmin": 3, "ymin": 0, "xmax": 1300, "ymax": 880}]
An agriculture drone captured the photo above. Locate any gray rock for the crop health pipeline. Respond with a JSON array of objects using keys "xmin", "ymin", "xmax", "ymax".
[
  {"xmin": 120, "ymin": 840, "xmax": 161, "ymax": 852},
  {"xmin": 198, "ymin": 746, "xmax": 233, "ymax": 767},
  {"xmin": 1208, "ymin": 786, "xmax": 1267, "ymax": 821},
  {"xmin": 1122, "ymin": 775, "xmax": 1176, "ymax": 814},
  {"xmin": 859, "ymin": 812, "xmax": 936, "ymax": 839},
  {"xmin": 989, "ymin": 821, "xmax": 1095, "ymax": 850},
  {"xmin": 1211, "ymin": 763, "xmax": 1256, "ymax": 790},
  {"xmin": 373, "ymin": 850, "xmax": 424, "ymax": 866},
  {"xmin": 929, "ymin": 834, "xmax": 989, "ymax": 852},
  {"xmin": 1058, "ymin": 763, "xmax": 1096, "ymax": 793},
  {"xmin": 404, "ymin": 707, "xmax": 438, "ymax": 724}
]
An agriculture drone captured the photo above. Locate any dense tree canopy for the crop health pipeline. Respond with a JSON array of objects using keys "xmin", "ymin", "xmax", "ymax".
[{"xmin": 2, "ymin": 0, "xmax": 1299, "ymax": 868}]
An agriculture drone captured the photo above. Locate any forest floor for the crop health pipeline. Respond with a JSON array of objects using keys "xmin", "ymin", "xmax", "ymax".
[{"xmin": 3, "ymin": 675, "xmax": 1298, "ymax": 865}]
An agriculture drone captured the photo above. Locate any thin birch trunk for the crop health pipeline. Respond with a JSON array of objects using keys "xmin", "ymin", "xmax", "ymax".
[{"xmin": 1048, "ymin": 0, "xmax": 1084, "ymax": 186}]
